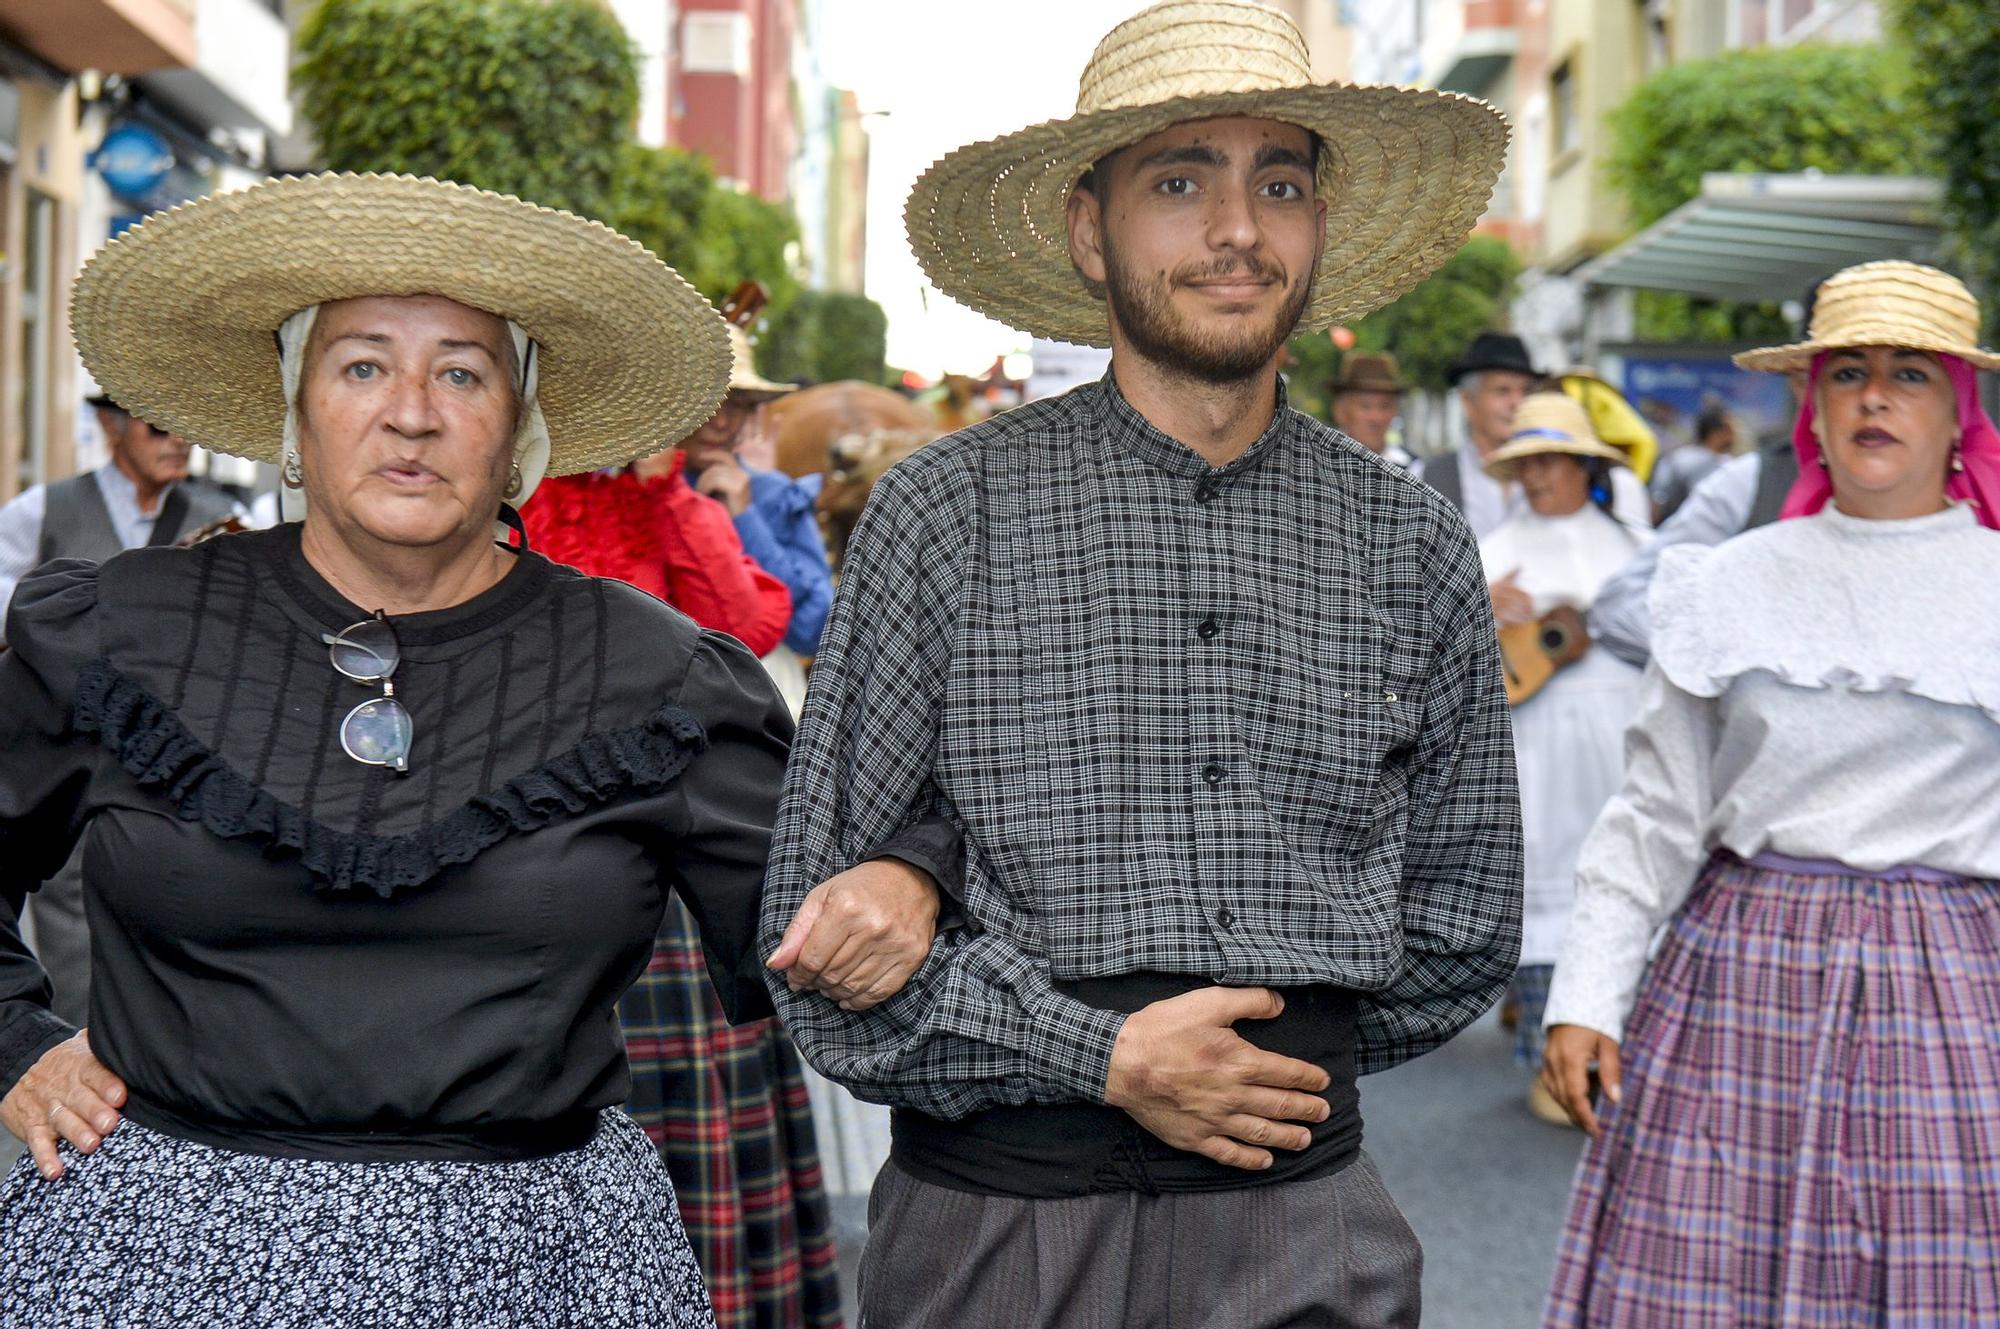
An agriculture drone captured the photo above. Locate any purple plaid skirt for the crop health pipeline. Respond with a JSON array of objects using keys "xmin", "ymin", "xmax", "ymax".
[{"xmin": 1545, "ymin": 853, "xmax": 2000, "ymax": 1327}]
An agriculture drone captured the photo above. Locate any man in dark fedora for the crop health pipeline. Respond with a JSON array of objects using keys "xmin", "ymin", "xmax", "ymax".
[
  {"xmin": 1418, "ymin": 330, "xmax": 1540, "ymax": 539},
  {"xmin": 1329, "ymin": 350, "xmax": 1413, "ymax": 469}
]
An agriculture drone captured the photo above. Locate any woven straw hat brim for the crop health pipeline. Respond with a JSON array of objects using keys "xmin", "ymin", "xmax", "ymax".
[
  {"xmin": 905, "ymin": 84, "xmax": 1508, "ymax": 349},
  {"xmin": 1484, "ymin": 436, "xmax": 1626, "ymax": 482},
  {"xmin": 1734, "ymin": 330, "xmax": 2000, "ymax": 374},
  {"xmin": 71, "ymin": 173, "xmax": 731, "ymax": 475},
  {"xmin": 1735, "ymin": 260, "xmax": 2000, "ymax": 374}
]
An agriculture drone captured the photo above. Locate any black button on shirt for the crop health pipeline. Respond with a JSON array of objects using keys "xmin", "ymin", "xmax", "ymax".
[
  {"xmin": 1196, "ymin": 616, "xmax": 1220, "ymax": 640},
  {"xmin": 1202, "ymin": 762, "xmax": 1226, "ymax": 786}
]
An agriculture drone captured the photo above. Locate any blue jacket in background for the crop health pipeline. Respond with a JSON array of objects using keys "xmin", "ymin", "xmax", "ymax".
[{"xmin": 732, "ymin": 467, "xmax": 832, "ymax": 656}]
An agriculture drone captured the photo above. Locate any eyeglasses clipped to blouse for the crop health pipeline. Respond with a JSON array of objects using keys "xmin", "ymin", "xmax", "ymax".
[{"xmin": 322, "ymin": 610, "xmax": 414, "ymax": 773}]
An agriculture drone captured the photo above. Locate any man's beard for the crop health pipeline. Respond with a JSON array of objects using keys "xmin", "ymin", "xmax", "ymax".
[{"xmin": 1101, "ymin": 235, "xmax": 1314, "ymax": 386}]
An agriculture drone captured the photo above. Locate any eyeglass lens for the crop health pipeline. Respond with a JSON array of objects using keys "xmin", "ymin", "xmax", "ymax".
[
  {"xmin": 324, "ymin": 617, "xmax": 400, "ymax": 683},
  {"xmin": 340, "ymin": 695, "xmax": 414, "ymax": 772}
]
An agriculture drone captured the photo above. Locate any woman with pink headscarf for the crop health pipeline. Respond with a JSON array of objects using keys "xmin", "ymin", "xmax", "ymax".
[{"xmin": 1537, "ymin": 261, "xmax": 2000, "ymax": 1327}]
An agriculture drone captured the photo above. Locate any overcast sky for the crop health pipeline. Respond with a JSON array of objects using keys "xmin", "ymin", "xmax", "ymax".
[{"xmin": 818, "ymin": 0, "xmax": 1142, "ymax": 377}]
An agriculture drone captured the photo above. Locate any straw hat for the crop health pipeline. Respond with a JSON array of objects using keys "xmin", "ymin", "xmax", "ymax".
[
  {"xmin": 1331, "ymin": 351, "xmax": 1408, "ymax": 396},
  {"xmin": 1484, "ymin": 392, "xmax": 1628, "ymax": 482},
  {"xmin": 725, "ymin": 324, "xmax": 796, "ymax": 402},
  {"xmin": 1734, "ymin": 260, "xmax": 2000, "ymax": 374},
  {"xmin": 70, "ymin": 172, "xmax": 732, "ymax": 475},
  {"xmin": 903, "ymin": 0, "xmax": 1508, "ymax": 348}
]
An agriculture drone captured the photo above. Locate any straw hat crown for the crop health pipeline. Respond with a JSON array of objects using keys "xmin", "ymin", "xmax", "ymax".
[
  {"xmin": 1735, "ymin": 260, "xmax": 2000, "ymax": 374},
  {"xmin": 1078, "ymin": 1, "xmax": 1311, "ymax": 111},
  {"xmin": 904, "ymin": 0, "xmax": 1509, "ymax": 349},
  {"xmin": 1484, "ymin": 391, "xmax": 1627, "ymax": 481}
]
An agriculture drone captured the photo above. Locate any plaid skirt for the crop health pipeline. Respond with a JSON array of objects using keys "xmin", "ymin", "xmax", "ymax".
[
  {"xmin": 622, "ymin": 898, "xmax": 843, "ymax": 1329},
  {"xmin": 1544, "ymin": 853, "xmax": 2000, "ymax": 1327}
]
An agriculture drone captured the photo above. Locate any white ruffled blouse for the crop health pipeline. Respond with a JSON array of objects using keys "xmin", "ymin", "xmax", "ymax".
[{"xmin": 1543, "ymin": 503, "xmax": 2000, "ymax": 1040}]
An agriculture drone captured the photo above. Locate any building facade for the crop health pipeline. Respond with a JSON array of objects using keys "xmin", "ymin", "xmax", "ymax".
[{"xmin": 0, "ymin": 0, "xmax": 289, "ymax": 499}]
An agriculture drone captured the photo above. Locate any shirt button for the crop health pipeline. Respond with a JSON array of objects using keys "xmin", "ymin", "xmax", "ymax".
[
  {"xmin": 1196, "ymin": 616, "xmax": 1220, "ymax": 640},
  {"xmin": 1215, "ymin": 906, "xmax": 1235, "ymax": 928},
  {"xmin": 1201, "ymin": 762, "xmax": 1225, "ymax": 786},
  {"xmin": 1193, "ymin": 476, "xmax": 1220, "ymax": 503}
]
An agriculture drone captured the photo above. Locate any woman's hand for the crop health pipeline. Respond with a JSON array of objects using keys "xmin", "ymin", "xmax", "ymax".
[
  {"xmin": 767, "ymin": 859, "xmax": 943, "ymax": 1011},
  {"xmin": 1540, "ymin": 1023, "xmax": 1622, "ymax": 1139},
  {"xmin": 0, "ymin": 1030, "xmax": 127, "ymax": 1180}
]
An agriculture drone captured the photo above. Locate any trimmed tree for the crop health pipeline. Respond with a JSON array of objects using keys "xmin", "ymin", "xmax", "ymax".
[
  {"xmin": 1602, "ymin": 42, "xmax": 1932, "ymax": 342},
  {"xmin": 295, "ymin": 0, "xmax": 639, "ymax": 220},
  {"xmin": 761, "ymin": 290, "xmax": 890, "ymax": 386},
  {"xmin": 1891, "ymin": 0, "xmax": 2000, "ymax": 337}
]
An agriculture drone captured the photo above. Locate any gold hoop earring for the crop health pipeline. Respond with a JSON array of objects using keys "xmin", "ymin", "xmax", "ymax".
[
  {"xmin": 503, "ymin": 460, "xmax": 525, "ymax": 501},
  {"xmin": 282, "ymin": 452, "xmax": 305, "ymax": 488}
]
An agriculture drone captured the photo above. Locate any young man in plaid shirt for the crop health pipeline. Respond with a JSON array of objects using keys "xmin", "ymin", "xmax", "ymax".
[{"xmin": 761, "ymin": 4, "xmax": 1522, "ymax": 1323}]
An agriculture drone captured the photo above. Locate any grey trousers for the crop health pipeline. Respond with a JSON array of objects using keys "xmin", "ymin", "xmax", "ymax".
[
  {"xmin": 858, "ymin": 1152, "xmax": 1422, "ymax": 1329},
  {"xmin": 25, "ymin": 846, "xmax": 90, "ymax": 1029}
]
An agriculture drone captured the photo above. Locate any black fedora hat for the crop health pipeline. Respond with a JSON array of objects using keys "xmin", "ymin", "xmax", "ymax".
[{"xmin": 1447, "ymin": 330, "xmax": 1537, "ymax": 386}]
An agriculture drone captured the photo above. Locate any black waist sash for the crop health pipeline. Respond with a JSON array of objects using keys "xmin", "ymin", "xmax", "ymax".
[
  {"xmin": 122, "ymin": 1094, "xmax": 601, "ymax": 1163},
  {"xmin": 890, "ymin": 973, "xmax": 1362, "ymax": 1198}
]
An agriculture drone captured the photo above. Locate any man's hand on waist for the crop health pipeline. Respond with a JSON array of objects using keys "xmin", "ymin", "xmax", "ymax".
[
  {"xmin": 1103, "ymin": 986, "xmax": 1331, "ymax": 1172},
  {"xmin": 767, "ymin": 858, "xmax": 942, "ymax": 1011}
]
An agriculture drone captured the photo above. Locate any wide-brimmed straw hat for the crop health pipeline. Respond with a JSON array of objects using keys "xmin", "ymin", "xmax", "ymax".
[
  {"xmin": 1484, "ymin": 392, "xmax": 1628, "ymax": 482},
  {"xmin": 903, "ymin": 0, "xmax": 1509, "ymax": 349},
  {"xmin": 1331, "ymin": 351, "xmax": 1408, "ymax": 395},
  {"xmin": 725, "ymin": 324, "xmax": 796, "ymax": 403},
  {"xmin": 70, "ymin": 172, "xmax": 732, "ymax": 475},
  {"xmin": 1734, "ymin": 260, "xmax": 2000, "ymax": 374}
]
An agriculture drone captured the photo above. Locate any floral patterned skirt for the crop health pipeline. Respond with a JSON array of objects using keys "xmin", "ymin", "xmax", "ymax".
[{"xmin": 0, "ymin": 1108, "xmax": 713, "ymax": 1328}]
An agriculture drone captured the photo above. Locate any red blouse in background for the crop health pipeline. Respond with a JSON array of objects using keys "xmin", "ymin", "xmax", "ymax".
[{"xmin": 521, "ymin": 458, "xmax": 793, "ymax": 658}]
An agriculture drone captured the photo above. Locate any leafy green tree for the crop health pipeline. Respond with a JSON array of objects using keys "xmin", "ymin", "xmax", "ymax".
[
  {"xmin": 608, "ymin": 142, "xmax": 716, "ymax": 278},
  {"xmin": 694, "ymin": 187, "xmax": 801, "ymax": 315},
  {"xmin": 1603, "ymin": 42, "xmax": 1931, "ymax": 343},
  {"xmin": 1286, "ymin": 234, "xmax": 1521, "ymax": 418},
  {"xmin": 295, "ymin": 0, "xmax": 638, "ymax": 220},
  {"xmin": 762, "ymin": 290, "xmax": 889, "ymax": 385},
  {"xmin": 1892, "ymin": 0, "xmax": 2000, "ymax": 338}
]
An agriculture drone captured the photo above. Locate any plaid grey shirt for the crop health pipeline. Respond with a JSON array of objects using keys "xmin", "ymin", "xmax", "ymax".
[{"xmin": 761, "ymin": 374, "xmax": 1522, "ymax": 1120}]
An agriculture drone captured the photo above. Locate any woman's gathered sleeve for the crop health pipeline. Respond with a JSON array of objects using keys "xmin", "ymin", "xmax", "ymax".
[
  {"xmin": 659, "ymin": 630, "xmax": 795, "ymax": 1025},
  {"xmin": 1543, "ymin": 659, "xmax": 1720, "ymax": 1042},
  {"xmin": 0, "ymin": 561, "xmax": 102, "ymax": 1094}
]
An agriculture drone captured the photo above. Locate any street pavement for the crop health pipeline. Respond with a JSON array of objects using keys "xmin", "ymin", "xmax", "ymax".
[{"xmin": 1363, "ymin": 1009, "xmax": 1588, "ymax": 1328}]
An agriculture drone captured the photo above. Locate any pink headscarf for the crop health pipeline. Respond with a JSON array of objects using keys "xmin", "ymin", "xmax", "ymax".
[{"xmin": 1782, "ymin": 351, "xmax": 2000, "ymax": 529}]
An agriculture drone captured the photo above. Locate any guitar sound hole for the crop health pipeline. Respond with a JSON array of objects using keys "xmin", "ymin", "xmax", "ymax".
[{"xmin": 1540, "ymin": 623, "xmax": 1569, "ymax": 652}]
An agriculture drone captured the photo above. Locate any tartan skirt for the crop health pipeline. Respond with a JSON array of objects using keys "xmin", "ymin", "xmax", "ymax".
[
  {"xmin": 1544, "ymin": 852, "xmax": 2000, "ymax": 1327},
  {"xmin": 622, "ymin": 898, "xmax": 844, "ymax": 1329}
]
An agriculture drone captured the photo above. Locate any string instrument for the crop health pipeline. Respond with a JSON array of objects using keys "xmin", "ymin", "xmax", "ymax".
[
  {"xmin": 176, "ymin": 513, "xmax": 250, "ymax": 547},
  {"xmin": 718, "ymin": 279, "xmax": 767, "ymax": 331},
  {"xmin": 1498, "ymin": 606, "xmax": 1590, "ymax": 706}
]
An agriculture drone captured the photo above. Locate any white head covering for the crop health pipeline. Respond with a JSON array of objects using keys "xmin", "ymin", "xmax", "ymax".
[{"xmin": 276, "ymin": 304, "xmax": 553, "ymax": 526}]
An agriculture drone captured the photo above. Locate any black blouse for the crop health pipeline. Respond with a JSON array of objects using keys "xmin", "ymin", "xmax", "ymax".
[{"xmin": 0, "ymin": 527, "xmax": 796, "ymax": 1161}]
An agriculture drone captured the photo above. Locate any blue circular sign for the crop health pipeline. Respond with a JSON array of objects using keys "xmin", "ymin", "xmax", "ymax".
[{"xmin": 92, "ymin": 125, "xmax": 174, "ymax": 200}]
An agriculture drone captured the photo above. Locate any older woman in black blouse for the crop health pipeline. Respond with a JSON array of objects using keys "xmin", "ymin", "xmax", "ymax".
[{"xmin": 0, "ymin": 174, "xmax": 942, "ymax": 1326}]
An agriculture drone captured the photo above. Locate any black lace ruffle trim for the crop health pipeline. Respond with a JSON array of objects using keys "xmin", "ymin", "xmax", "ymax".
[{"xmin": 70, "ymin": 657, "xmax": 709, "ymax": 898}]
